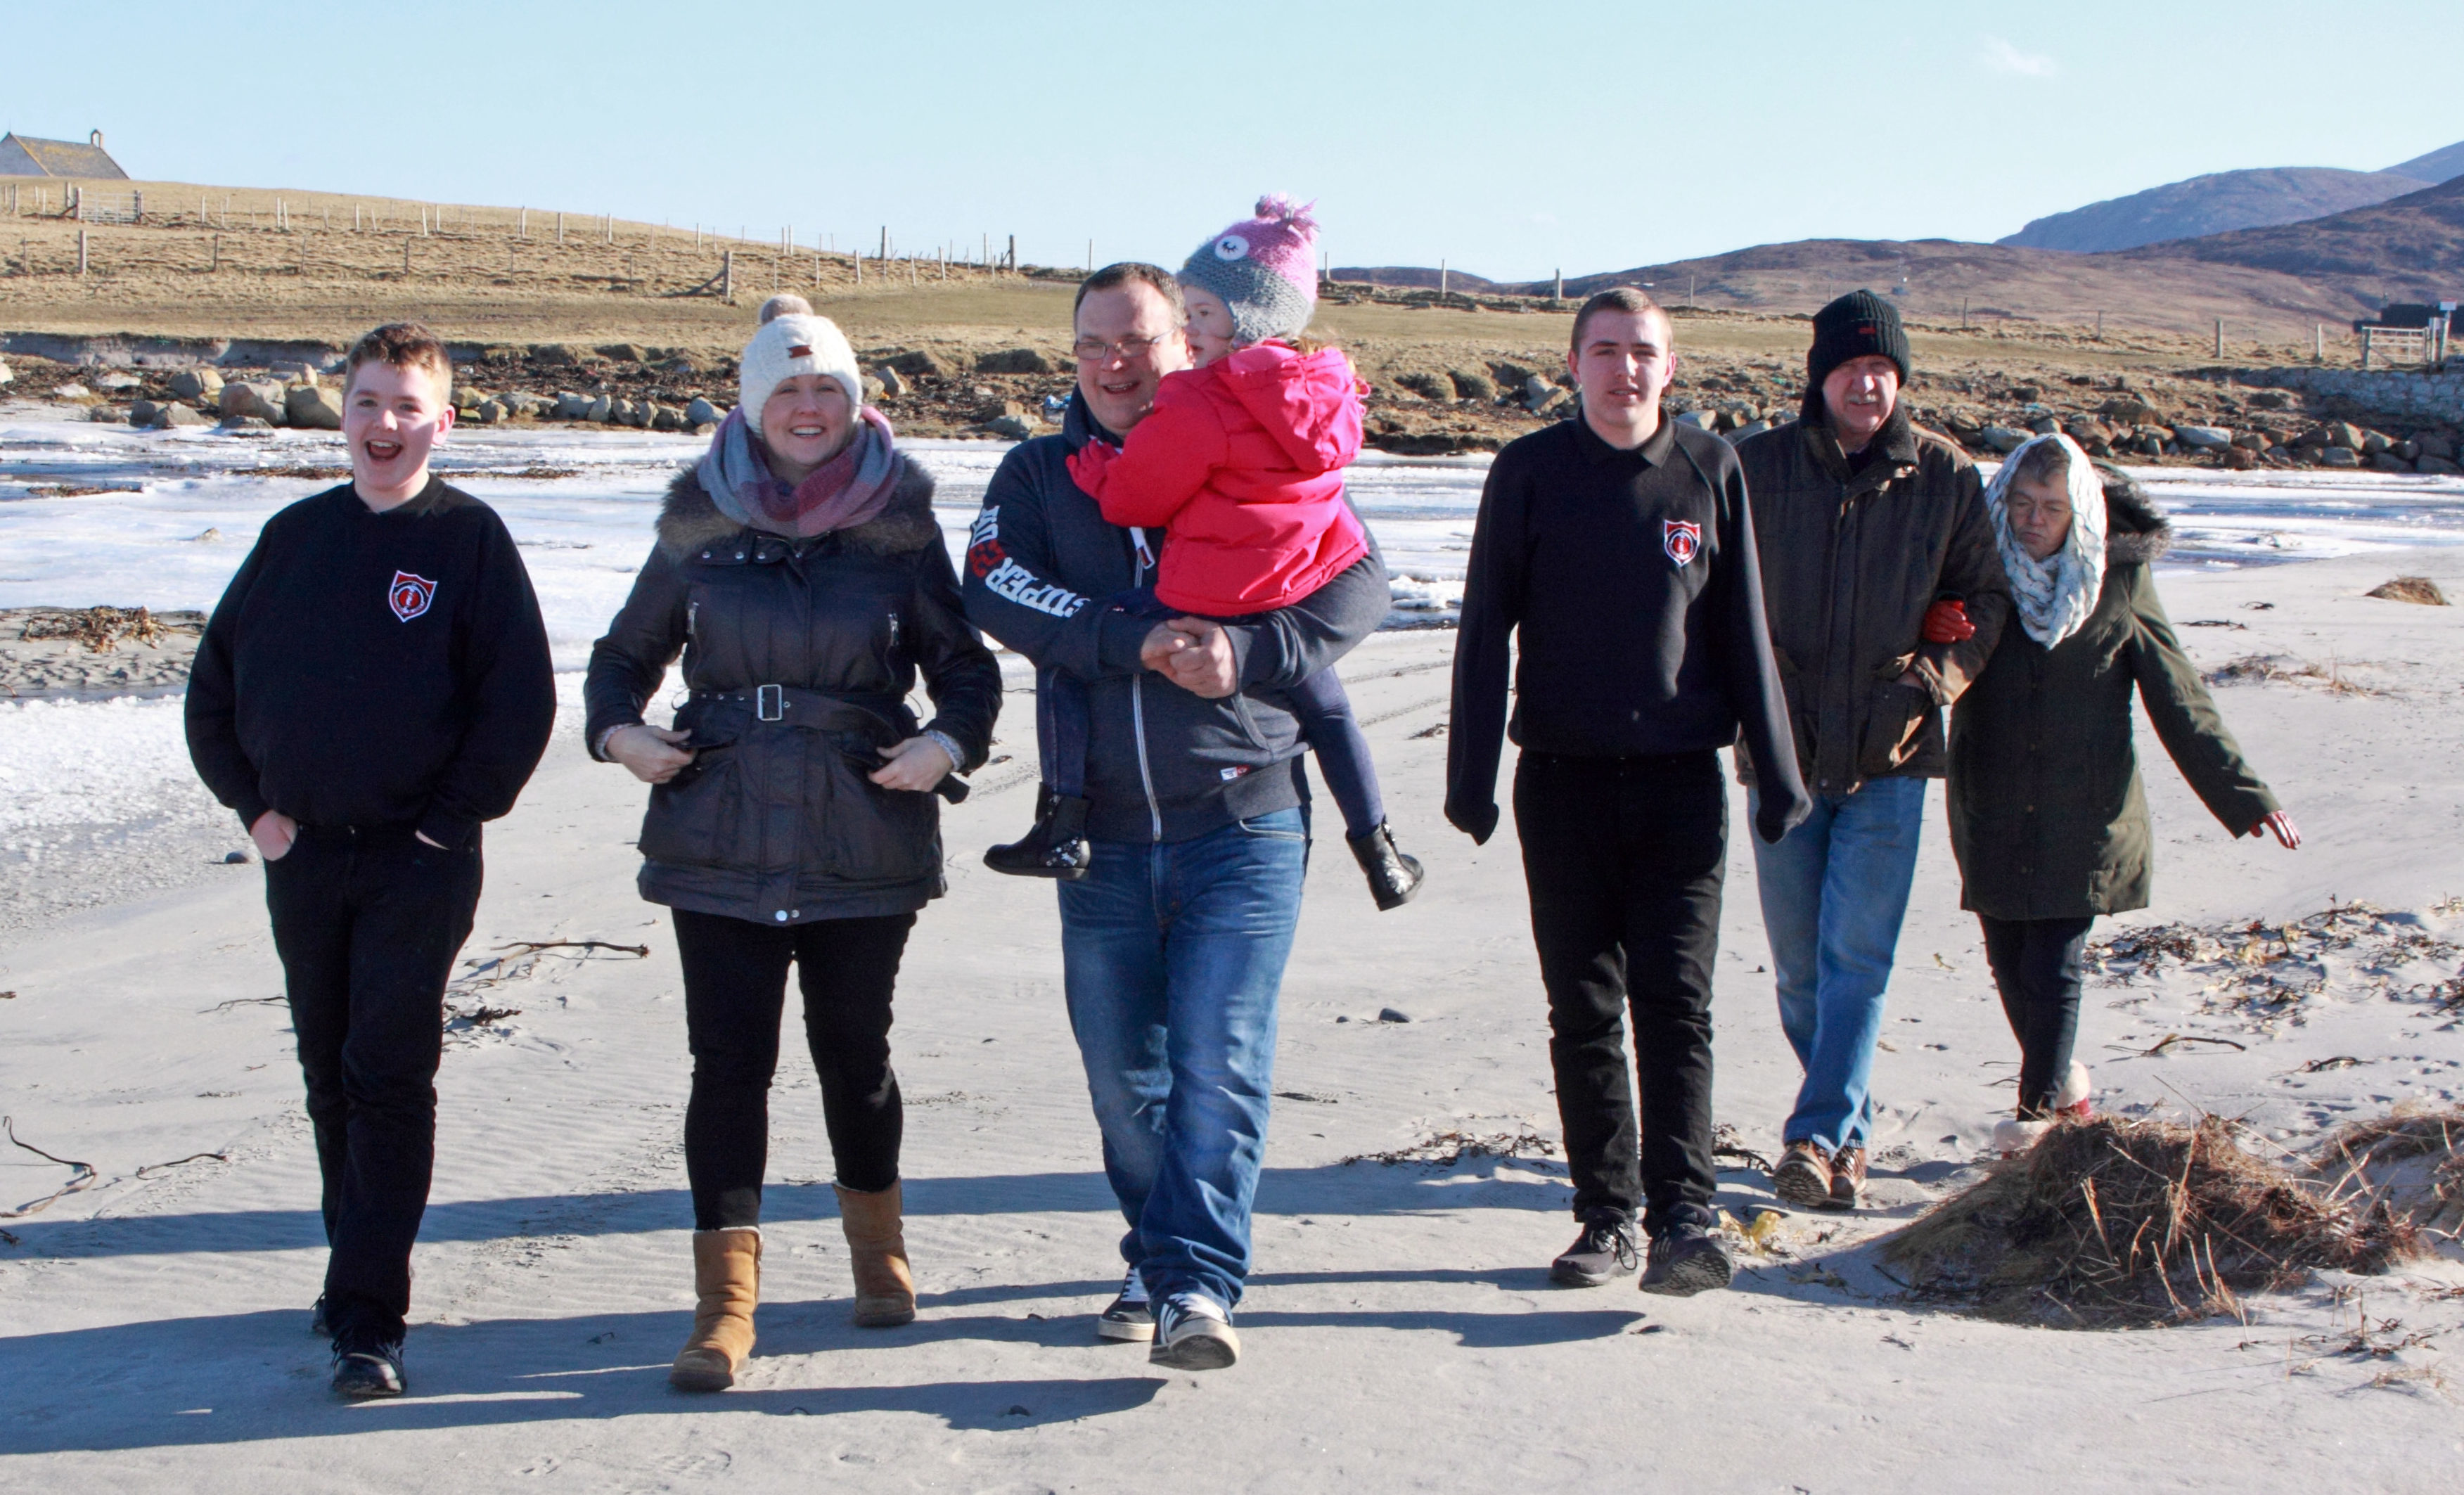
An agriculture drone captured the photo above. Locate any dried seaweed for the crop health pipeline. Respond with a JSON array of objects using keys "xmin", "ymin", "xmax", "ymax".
[
  {"xmin": 1342, "ymin": 1124, "xmax": 1558, "ymax": 1168},
  {"xmin": 1882, "ymin": 1115, "xmax": 2417, "ymax": 1327},
  {"xmin": 19, "ymin": 605, "xmax": 180, "ymax": 653},
  {"xmin": 2087, "ymin": 901, "xmax": 2461, "ymax": 1025},
  {"xmin": 2, "ymin": 1116, "xmax": 98, "ymax": 1219}
]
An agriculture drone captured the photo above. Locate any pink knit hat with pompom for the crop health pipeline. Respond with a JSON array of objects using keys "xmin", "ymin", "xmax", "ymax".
[{"xmin": 1179, "ymin": 195, "xmax": 1321, "ymax": 345}]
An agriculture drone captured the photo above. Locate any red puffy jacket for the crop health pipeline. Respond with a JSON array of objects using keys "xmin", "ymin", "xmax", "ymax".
[{"xmin": 1067, "ymin": 341, "xmax": 1370, "ymax": 616}]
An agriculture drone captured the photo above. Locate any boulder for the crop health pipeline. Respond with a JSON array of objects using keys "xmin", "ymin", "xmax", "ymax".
[
  {"xmin": 2321, "ymin": 446, "xmax": 2360, "ymax": 468},
  {"xmin": 885, "ymin": 349, "xmax": 953, "ymax": 378},
  {"xmin": 2224, "ymin": 446, "xmax": 2259, "ymax": 470},
  {"xmin": 984, "ymin": 414, "xmax": 1037, "ymax": 439},
  {"xmin": 2247, "ymin": 390, "xmax": 2292, "ymax": 410},
  {"xmin": 2230, "ymin": 431, "xmax": 2268, "ymax": 451},
  {"xmin": 976, "ymin": 347, "xmax": 1055, "ymax": 376},
  {"xmin": 1448, "ymin": 368, "xmax": 1498, "ymax": 402},
  {"xmin": 2369, "ymin": 451, "xmax": 2411, "ymax": 473},
  {"xmin": 1675, "ymin": 410, "xmax": 1715, "ymax": 430},
  {"xmin": 861, "ymin": 375, "xmax": 886, "ymax": 403},
  {"xmin": 624, "ymin": 399, "xmax": 651, "ymax": 429},
  {"xmin": 2366, "ymin": 576, "xmax": 2449, "ymax": 605},
  {"xmin": 2324, "ymin": 421, "xmax": 2363, "ymax": 450},
  {"xmin": 168, "ymin": 368, "xmax": 224, "ymax": 402},
  {"xmin": 220, "ymin": 380, "xmax": 286, "ymax": 424},
  {"xmin": 595, "ymin": 343, "xmax": 650, "ymax": 364},
  {"xmin": 554, "ymin": 391, "xmax": 593, "ymax": 420},
  {"xmin": 1532, "ymin": 387, "xmax": 1572, "ymax": 416},
  {"xmin": 686, "ymin": 396, "xmax": 725, "ymax": 425},
  {"xmin": 1490, "ymin": 361, "xmax": 1539, "ymax": 390},
  {"xmin": 587, "ymin": 394, "xmax": 614, "ymax": 423},
  {"xmin": 129, "ymin": 399, "xmax": 161, "ymax": 426},
  {"xmin": 650, "ymin": 404, "xmax": 683, "ymax": 432},
  {"xmin": 1980, "ymin": 426, "xmax": 2031, "ymax": 454},
  {"xmin": 0, "ymin": 358, "xmax": 11, "ymax": 385},
  {"xmin": 2027, "ymin": 416, "xmax": 2060, "ymax": 436},
  {"xmin": 95, "ymin": 371, "xmax": 142, "ymax": 392},
  {"xmin": 530, "ymin": 343, "xmax": 583, "ymax": 366},
  {"xmin": 2361, "ymin": 430, "xmax": 2393, "ymax": 456},
  {"xmin": 1521, "ymin": 374, "xmax": 1557, "ymax": 411},
  {"xmin": 470, "ymin": 399, "xmax": 506, "ymax": 424},
  {"xmin": 2417, "ymin": 454, "xmax": 2462, "ymax": 475},
  {"xmin": 2172, "ymin": 425, "xmax": 2233, "ymax": 451},
  {"xmin": 1396, "ymin": 371, "xmax": 1454, "ymax": 402},
  {"xmin": 286, "ymin": 384, "xmax": 343, "ymax": 430},
  {"xmin": 87, "ymin": 404, "xmax": 125, "ymax": 423},
  {"xmin": 2098, "ymin": 396, "xmax": 2160, "ymax": 423},
  {"xmin": 153, "ymin": 402, "xmax": 211, "ymax": 429},
  {"xmin": 873, "ymin": 365, "xmax": 909, "ymax": 398},
  {"xmin": 2416, "ymin": 432, "xmax": 2456, "ymax": 461}
]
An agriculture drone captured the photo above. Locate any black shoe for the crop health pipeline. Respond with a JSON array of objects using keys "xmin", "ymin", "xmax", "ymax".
[
  {"xmin": 1347, "ymin": 822, "xmax": 1423, "ymax": 911},
  {"xmin": 1638, "ymin": 1215, "xmax": 1734, "ymax": 1298},
  {"xmin": 984, "ymin": 790, "xmax": 1091, "ymax": 880},
  {"xmin": 1096, "ymin": 1266, "xmax": 1155, "ymax": 1343},
  {"xmin": 1549, "ymin": 1213, "xmax": 1639, "ymax": 1287},
  {"xmin": 331, "ymin": 1332, "xmax": 406, "ymax": 1399},
  {"xmin": 309, "ymin": 1295, "xmax": 329, "ymax": 1337}
]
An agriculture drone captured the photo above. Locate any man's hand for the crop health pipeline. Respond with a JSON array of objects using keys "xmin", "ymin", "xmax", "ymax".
[
  {"xmin": 250, "ymin": 809, "xmax": 298, "ymax": 863},
  {"xmin": 2250, "ymin": 809, "xmax": 2302, "ymax": 849},
  {"xmin": 1147, "ymin": 617, "xmax": 1238, "ymax": 698},
  {"xmin": 608, "ymin": 724, "xmax": 697, "ymax": 784},
  {"xmin": 869, "ymin": 736, "xmax": 956, "ymax": 793}
]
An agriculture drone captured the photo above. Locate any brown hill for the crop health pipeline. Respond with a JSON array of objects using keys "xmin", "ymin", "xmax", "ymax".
[
  {"xmin": 2120, "ymin": 172, "xmax": 2464, "ymax": 302},
  {"xmin": 1996, "ymin": 167, "xmax": 2431, "ymax": 252},
  {"xmin": 1330, "ymin": 265, "xmax": 1503, "ymax": 291}
]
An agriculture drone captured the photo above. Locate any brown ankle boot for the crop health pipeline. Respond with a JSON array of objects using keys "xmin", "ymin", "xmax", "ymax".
[
  {"xmin": 669, "ymin": 1227, "xmax": 760, "ymax": 1392},
  {"xmin": 835, "ymin": 1181, "xmax": 916, "ymax": 1328}
]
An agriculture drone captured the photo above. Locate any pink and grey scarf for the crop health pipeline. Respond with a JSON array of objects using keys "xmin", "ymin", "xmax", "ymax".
[{"xmin": 698, "ymin": 404, "xmax": 903, "ymax": 539}]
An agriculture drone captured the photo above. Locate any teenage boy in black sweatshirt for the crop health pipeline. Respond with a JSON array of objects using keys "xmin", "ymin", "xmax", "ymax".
[
  {"xmin": 186, "ymin": 323, "xmax": 556, "ymax": 1399},
  {"xmin": 1446, "ymin": 288, "xmax": 1809, "ymax": 1297}
]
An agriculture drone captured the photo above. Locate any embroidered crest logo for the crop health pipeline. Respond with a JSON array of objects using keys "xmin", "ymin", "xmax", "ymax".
[
  {"xmin": 1663, "ymin": 520, "xmax": 1702, "ymax": 567},
  {"xmin": 388, "ymin": 570, "xmax": 437, "ymax": 622}
]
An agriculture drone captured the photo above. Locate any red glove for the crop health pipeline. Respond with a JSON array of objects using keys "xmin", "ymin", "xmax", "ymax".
[
  {"xmin": 1921, "ymin": 598, "xmax": 1975, "ymax": 644},
  {"xmin": 1063, "ymin": 439, "xmax": 1121, "ymax": 494}
]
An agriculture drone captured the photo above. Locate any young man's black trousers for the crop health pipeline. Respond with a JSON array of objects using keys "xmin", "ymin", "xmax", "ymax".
[
  {"xmin": 1513, "ymin": 750, "xmax": 1726, "ymax": 1231},
  {"xmin": 266, "ymin": 823, "xmax": 483, "ymax": 1345}
]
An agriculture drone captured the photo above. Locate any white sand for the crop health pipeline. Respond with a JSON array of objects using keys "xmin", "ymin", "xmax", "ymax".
[{"xmin": 2, "ymin": 546, "xmax": 2461, "ymax": 1490}]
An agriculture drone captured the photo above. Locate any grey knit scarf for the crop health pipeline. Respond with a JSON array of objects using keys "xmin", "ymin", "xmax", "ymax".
[{"xmin": 696, "ymin": 404, "xmax": 901, "ymax": 539}]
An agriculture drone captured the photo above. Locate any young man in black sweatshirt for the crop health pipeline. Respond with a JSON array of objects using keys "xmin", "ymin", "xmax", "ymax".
[
  {"xmin": 186, "ymin": 323, "xmax": 556, "ymax": 1398},
  {"xmin": 1446, "ymin": 288, "xmax": 1809, "ymax": 1297}
]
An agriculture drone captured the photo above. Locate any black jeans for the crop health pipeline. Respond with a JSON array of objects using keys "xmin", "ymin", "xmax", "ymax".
[
  {"xmin": 1978, "ymin": 913, "xmax": 2095, "ymax": 1115},
  {"xmin": 672, "ymin": 907, "xmax": 916, "ymax": 1229},
  {"xmin": 266, "ymin": 823, "xmax": 483, "ymax": 1344},
  {"xmin": 1514, "ymin": 750, "xmax": 1727, "ymax": 1230}
]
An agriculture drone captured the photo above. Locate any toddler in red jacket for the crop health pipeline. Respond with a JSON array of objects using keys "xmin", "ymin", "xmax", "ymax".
[{"xmin": 986, "ymin": 196, "xmax": 1421, "ymax": 909}]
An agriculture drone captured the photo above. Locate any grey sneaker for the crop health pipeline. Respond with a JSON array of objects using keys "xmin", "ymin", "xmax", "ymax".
[
  {"xmin": 1638, "ymin": 1218, "xmax": 1734, "ymax": 1297},
  {"xmin": 1097, "ymin": 1266, "xmax": 1154, "ymax": 1343},
  {"xmin": 1149, "ymin": 1292, "xmax": 1240, "ymax": 1371},
  {"xmin": 1549, "ymin": 1214, "xmax": 1640, "ymax": 1287},
  {"xmin": 331, "ymin": 1333, "xmax": 406, "ymax": 1399}
]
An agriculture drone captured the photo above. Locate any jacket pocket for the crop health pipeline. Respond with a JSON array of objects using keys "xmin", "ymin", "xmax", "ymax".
[
  {"xmin": 638, "ymin": 755, "xmax": 743, "ymax": 868},
  {"xmin": 814, "ymin": 732, "xmax": 939, "ymax": 884},
  {"xmin": 1856, "ymin": 681, "xmax": 1930, "ymax": 779}
]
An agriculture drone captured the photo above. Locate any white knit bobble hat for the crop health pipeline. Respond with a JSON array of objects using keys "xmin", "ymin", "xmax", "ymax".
[{"xmin": 737, "ymin": 313, "xmax": 863, "ymax": 441}]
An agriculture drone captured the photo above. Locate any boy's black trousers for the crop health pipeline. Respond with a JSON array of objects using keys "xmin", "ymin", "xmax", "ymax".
[
  {"xmin": 1513, "ymin": 750, "xmax": 1727, "ymax": 1231},
  {"xmin": 266, "ymin": 823, "xmax": 483, "ymax": 1344}
]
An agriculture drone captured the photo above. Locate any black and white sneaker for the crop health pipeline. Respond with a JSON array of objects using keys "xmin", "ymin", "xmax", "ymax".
[
  {"xmin": 1148, "ymin": 1292, "xmax": 1240, "ymax": 1371},
  {"xmin": 1638, "ymin": 1214, "xmax": 1734, "ymax": 1297},
  {"xmin": 1549, "ymin": 1214, "xmax": 1640, "ymax": 1287},
  {"xmin": 309, "ymin": 1294, "xmax": 330, "ymax": 1337},
  {"xmin": 330, "ymin": 1332, "xmax": 406, "ymax": 1399},
  {"xmin": 1097, "ymin": 1266, "xmax": 1154, "ymax": 1343}
]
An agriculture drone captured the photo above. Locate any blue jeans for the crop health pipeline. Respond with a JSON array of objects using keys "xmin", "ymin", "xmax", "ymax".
[
  {"xmin": 1749, "ymin": 775, "xmax": 1926, "ymax": 1153},
  {"xmin": 1058, "ymin": 808, "xmax": 1309, "ymax": 1312}
]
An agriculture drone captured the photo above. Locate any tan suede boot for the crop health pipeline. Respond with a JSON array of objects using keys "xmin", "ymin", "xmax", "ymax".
[
  {"xmin": 669, "ymin": 1227, "xmax": 760, "ymax": 1392},
  {"xmin": 835, "ymin": 1181, "xmax": 916, "ymax": 1328}
]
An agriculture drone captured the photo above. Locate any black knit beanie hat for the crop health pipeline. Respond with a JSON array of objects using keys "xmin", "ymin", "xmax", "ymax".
[{"xmin": 1800, "ymin": 289, "xmax": 1911, "ymax": 423}]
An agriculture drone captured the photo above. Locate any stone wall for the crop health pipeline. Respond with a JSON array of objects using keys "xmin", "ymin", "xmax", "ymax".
[{"xmin": 2245, "ymin": 366, "xmax": 2464, "ymax": 426}]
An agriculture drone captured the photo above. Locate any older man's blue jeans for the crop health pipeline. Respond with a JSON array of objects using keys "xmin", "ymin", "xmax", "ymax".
[
  {"xmin": 1058, "ymin": 808, "xmax": 1308, "ymax": 1313},
  {"xmin": 1749, "ymin": 776, "xmax": 1926, "ymax": 1153}
]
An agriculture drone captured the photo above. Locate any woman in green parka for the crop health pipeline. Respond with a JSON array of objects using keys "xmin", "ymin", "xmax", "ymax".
[{"xmin": 1946, "ymin": 433, "xmax": 2301, "ymax": 1153}]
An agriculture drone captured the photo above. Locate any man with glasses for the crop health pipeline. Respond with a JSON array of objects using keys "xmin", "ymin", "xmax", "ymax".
[{"xmin": 963, "ymin": 262, "xmax": 1388, "ymax": 1369}]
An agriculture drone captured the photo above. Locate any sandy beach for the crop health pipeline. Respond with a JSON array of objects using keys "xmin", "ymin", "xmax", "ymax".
[{"xmin": 3, "ymin": 416, "xmax": 2462, "ymax": 1489}]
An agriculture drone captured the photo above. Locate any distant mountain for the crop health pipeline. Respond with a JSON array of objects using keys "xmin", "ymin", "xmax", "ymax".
[
  {"xmin": 1330, "ymin": 265, "xmax": 1501, "ymax": 291},
  {"xmin": 1997, "ymin": 167, "xmax": 2430, "ymax": 252},
  {"xmin": 2385, "ymin": 139, "xmax": 2464, "ymax": 184},
  {"xmin": 2123, "ymin": 172, "xmax": 2464, "ymax": 302}
]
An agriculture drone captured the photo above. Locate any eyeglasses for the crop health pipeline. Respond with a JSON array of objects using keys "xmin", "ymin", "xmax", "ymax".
[{"xmin": 1072, "ymin": 335, "xmax": 1167, "ymax": 363}]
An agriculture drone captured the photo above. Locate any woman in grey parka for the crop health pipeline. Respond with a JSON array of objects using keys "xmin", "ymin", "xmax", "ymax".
[
  {"xmin": 585, "ymin": 299, "xmax": 1000, "ymax": 1390},
  {"xmin": 1945, "ymin": 434, "xmax": 2299, "ymax": 1153}
]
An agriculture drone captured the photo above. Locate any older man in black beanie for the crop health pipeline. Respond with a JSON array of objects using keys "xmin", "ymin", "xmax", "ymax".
[{"xmin": 1731, "ymin": 290, "xmax": 2010, "ymax": 1212}]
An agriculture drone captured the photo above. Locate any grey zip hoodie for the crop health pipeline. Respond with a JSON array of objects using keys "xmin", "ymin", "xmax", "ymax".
[{"xmin": 961, "ymin": 390, "xmax": 1388, "ymax": 844}]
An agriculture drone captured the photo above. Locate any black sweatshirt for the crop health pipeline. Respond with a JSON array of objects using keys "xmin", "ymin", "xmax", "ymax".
[
  {"xmin": 186, "ymin": 479, "xmax": 557, "ymax": 849},
  {"xmin": 1446, "ymin": 413, "xmax": 1811, "ymax": 846}
]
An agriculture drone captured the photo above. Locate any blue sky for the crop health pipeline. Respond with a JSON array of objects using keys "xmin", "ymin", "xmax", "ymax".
[{"xmin": 12, "ymin": 1, "xmax": 2457, "ymax": 281}]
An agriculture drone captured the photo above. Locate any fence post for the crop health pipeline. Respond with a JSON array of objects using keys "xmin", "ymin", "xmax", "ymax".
[
  {"xmin": 1007, "ymin": 235, "xmax": 1015, "ymax": 273},
  {"xmin": 721, "ymin": 249, "xmax": 733, "ymax": 302},
  {"xmin": 134, "ymin": 191, "xmax": 143, "ymax": 223},
  {"xmin": 520, "ymin": 207, "xmax": 527, "ymax": 238},
  {"xmin": 2214, "ymin": 319, "xmax": 2223, "ymax": 358},
  {"xmin": 1553, "ymin": 268, "xmax": 1562, "ymax": 302},
  {"xmin": 2314, "ymin": 323, "xmax": 2324, "ymax": 363},
  {"xmin": 1439, "ymin": 259, "xmax": 1448, "ymax": 300}
]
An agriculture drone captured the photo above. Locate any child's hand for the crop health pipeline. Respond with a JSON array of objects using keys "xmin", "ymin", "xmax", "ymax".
[{"xmin": 1065, "ymin": 439, "xmax": 1120, "ymax": 494}]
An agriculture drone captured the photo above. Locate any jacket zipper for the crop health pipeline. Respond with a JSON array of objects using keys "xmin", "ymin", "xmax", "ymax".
[{"xmin": 1128, "ymin": 527, "xmax": 1163, "ymax": 842}]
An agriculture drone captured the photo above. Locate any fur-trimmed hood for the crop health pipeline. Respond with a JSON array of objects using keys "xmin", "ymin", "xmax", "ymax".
[
  {"xmin": 2091, "ymin": 461, "xmax": 2171, "ymax": 567},
  {"xmin": 655, "ymin": 458, "xmax": 941, "ymax": 560}
]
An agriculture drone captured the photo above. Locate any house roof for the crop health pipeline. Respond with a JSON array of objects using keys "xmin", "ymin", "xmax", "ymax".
[{"xmin": 0, "ymin": 133, "xmax": 130, "ymax": 180}]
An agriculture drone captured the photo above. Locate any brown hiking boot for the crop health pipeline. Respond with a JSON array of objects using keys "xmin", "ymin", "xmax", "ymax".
[
  {"xmin": 1828, "ymin": 1146, "xmax": 1867, "ymax": 1210},
  {"xmin": 1771, "ymin": 1139, "xmax": 1834, "ymax": 1208},
  {"xmin": 836, "ymin": 1181, "xmax": 917, "ymax": 1328},
  {"xmin": 669, "ymin": 1227, "xmax": 760, "ymax": 1392}
]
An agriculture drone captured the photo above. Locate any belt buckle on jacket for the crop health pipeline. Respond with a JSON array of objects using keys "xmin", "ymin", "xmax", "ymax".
[{"xmin": 756, "ymin": 684, "xmax": 785, "ymax": 722}]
